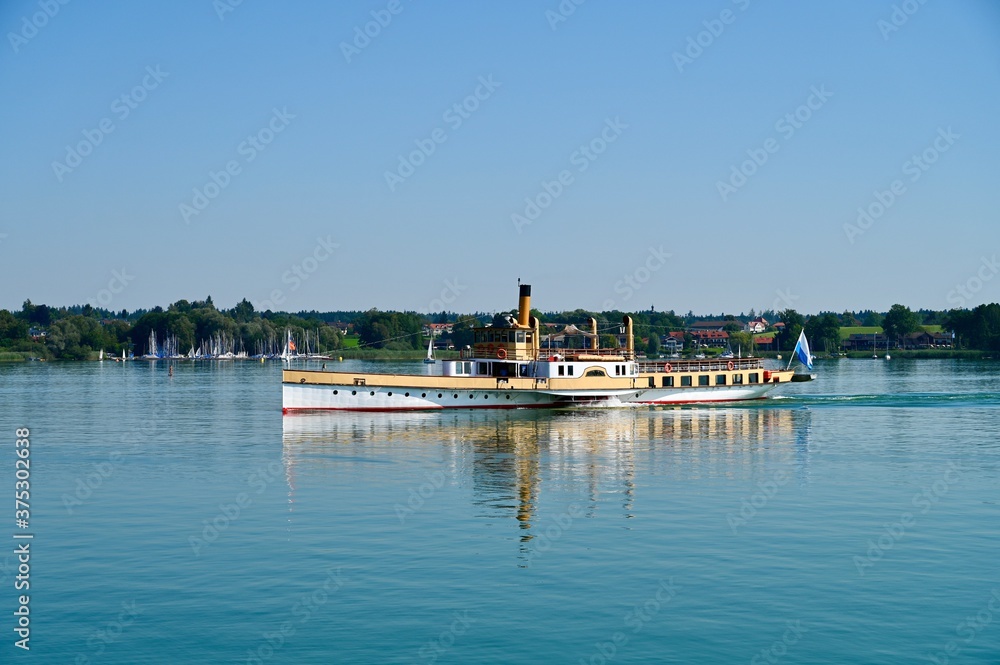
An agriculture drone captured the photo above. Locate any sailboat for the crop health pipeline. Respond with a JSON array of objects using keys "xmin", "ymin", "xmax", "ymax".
[
  {"xmin": 872, "ymin": 332, "xmax": 878, "ymax": 359},
  {"xmin": 424, "ymin": 337, "xmax": 436, "ymax": 364}
]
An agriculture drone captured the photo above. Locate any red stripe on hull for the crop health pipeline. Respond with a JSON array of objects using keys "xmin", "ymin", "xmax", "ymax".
[{"xmin": 282, "ymin": 403, "xmax": 555, "ymax": 414}]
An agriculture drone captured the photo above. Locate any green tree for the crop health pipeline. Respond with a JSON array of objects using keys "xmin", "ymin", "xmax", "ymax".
[
  {"xmin": 778, "ymin": 310, "xmax": 805, "ymax": 350},
  {"xmin": 646, "ymin": 334, "xmax": 660, "ymax": 356},
  {"xmin": 882, "ymin": 304, "xmax": 920, "ymax": 344},
  {"xmin": 0, "ymin": 310, "xmax": 28, "ymax": 344},
  {"xmin": 805, "ymin": 313, "xmax": 841, "ymax": 352}
]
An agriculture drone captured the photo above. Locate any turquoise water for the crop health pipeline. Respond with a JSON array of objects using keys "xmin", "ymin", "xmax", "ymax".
[{"xmin": 1, "ymin": 358, "xmax": 998, "ymax": 663}]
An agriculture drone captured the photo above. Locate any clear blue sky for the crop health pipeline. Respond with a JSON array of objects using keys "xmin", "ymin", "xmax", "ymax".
[{"xmin": 2, "ymin": 1, "xmax": 999, "ymax": 316}]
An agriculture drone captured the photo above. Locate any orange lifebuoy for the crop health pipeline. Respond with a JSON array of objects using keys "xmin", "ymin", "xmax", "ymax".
[
  {"xmin": 664, "ymin": 363, "xmax": 673, "ymax": 373},
  {"xmin": 727, "ymin": 361, "xmax": 735, "ymax": 371},
  {"xmin": 496, "ymin": 347, "xmax": 507, "ymax": 359}
]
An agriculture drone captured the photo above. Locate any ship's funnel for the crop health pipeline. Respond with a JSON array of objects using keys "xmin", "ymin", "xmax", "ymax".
[
  {"xmin": 623, "ymin": 315, "xmax": 634, "ymax": 357},
  {"xmin": 588, "ymin": 316, "xmax": 598, "ymax": 350},
  {"xmin": 517, "ymin": 284, "xmax": 531, "ymax": 327}
]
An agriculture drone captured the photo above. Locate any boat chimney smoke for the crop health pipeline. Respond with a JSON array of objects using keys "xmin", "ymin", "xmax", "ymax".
[{"xmin": 517, "ymin": 284, "xmax": 531, "ymax": 327}]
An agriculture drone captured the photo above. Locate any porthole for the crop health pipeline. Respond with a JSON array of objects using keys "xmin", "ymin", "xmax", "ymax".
[
  {"xmin": 405, "ymin": 392, "xmax": 410, "ymax": 397},
  {"xmin": 334, "ymin": 390, "xmax": 338, "ymax": 395},
  {"xmin": 484, "ymin": 395, "xmax": 488, "ymax": 399},
  {"xmin": 454, "ymin": 394, "xmax": 459, "ymax": 399},
  {"xmin": 438, "ymin": 393, "xmax": 443, "ymax": 398},
  {"xmin": 422, "ymin": 393, "xmax": 427, "ymax": 398},
  {"xmin": 506, "ymin": 395, "xmax": 511, "ymax": 400},
  {"xmin": 370, "ymin": 391, "xmax": 375, "ymax": 396},
  {"xmin": 387, "ymin": 392, "xmax": 393, "ymax": 396},
  {"xmin": 352, "ymin": 390, "xmax": 357, "ymax": 395}
]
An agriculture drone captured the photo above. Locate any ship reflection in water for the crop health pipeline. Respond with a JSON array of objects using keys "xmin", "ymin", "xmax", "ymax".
[{"xmin": 281, "ymin": 405, "xmax": 812, "ymax": 565}]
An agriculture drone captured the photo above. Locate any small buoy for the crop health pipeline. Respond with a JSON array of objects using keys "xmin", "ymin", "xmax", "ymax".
[{"xmin": 338, "ymin": 356, "xmax": 343, "ymax": 362}]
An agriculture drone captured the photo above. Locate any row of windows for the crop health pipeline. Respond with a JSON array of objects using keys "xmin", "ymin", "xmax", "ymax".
[
  {"xmin": 662, "ymin": 372, "xmax": 761, "ymax": 387},
  {"xmin": 474, "ymin": 330, "xmax": 530, "ymax": 344},
  {"xmin": 557, "ymin": 364, "xmax": 575, "ymax": 376},
  {"xmin": 334, "ymin": 389, "xmax": 513, "ymax": 400}
]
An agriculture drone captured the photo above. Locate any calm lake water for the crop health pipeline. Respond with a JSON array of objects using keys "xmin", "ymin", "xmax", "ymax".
[{"xmin": 1, "ymin": 358, "xmax": 998, "ymax": 664}]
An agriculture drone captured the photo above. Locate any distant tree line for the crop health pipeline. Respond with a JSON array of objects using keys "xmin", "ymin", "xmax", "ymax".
[
  {"xmin": 0, "ymin": 298, "xmax": 342, "ymax": 360},
  {"xmin": 3, "ymin": 298, "xmax": 999, "ymax": 360}
]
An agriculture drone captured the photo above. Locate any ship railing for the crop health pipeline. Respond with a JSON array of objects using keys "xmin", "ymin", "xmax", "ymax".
[
  {"xmin": 636, "ymin": 358, "xmax": 763, "ymax": 373},
  {"xmin": 459, "ymin": 347, "xmax": 634, "ymax": 361}
]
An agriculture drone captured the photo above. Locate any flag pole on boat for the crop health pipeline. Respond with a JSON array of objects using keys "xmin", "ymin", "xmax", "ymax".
[{"xmin": 787, "ymin": 329, "xmax": 813, "ymax": 371}]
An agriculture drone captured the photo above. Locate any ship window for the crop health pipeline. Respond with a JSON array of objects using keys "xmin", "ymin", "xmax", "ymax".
[
  {"xmin": 663, "ymin": 376, "xmax": 674, "ymax": 387},
  {"xmin": 526, "ymin": 333, "xmax": 533, "ymax": 343},
  {"xmin": 748, "ymin": 373, "xmax": 759, "ymax": 384},
  {"xmin": 681, "ymin": 376, "xmax": 692, "ymax": 387},
  {"xmin": 558, "ymin": 365, "xmax": 565, "ymax": 376},
  {"xmin": 477, "ymin": 362, "xmax": 488, "ymax": 374},
  {"xmin": 698, "ymin": 375, "xmax": 709, "ymax": 386},
  {"xmin": 488, "ymin": 332, "xmax": 496, "ymax": 343},
  {"xmin": 568, "ymin": 365, "xmax": 574, "ymax": 376},
  {"xmin": 520, "ymin": 364, "xmax": 529, "ymax": 376},
  {"xmin": 464, "ymin": 362, "xmax": 473, "ymax": 374},
  {"xmin": 586, "ymin": 369, "xmax": 606, "ymax": 377},
  {"xmin": 733, "ymin": 374, "xmax": 743, "ymax": 385},
  {"xmin": 615, "ymin": 365, "xmax": 621, "ymax": 376},
  {"xmin": 516, "ymin": 332, "xmax": 525, "ymax": 343},
  {"xmin": 716, "ymin": 374, "xmax": 727, "ymax": 385}
]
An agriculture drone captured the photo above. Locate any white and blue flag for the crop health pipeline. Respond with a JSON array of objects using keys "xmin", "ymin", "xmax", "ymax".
[{"xmin": 792, "ymin": 330, "xmax": 813, "ymax": 370}]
